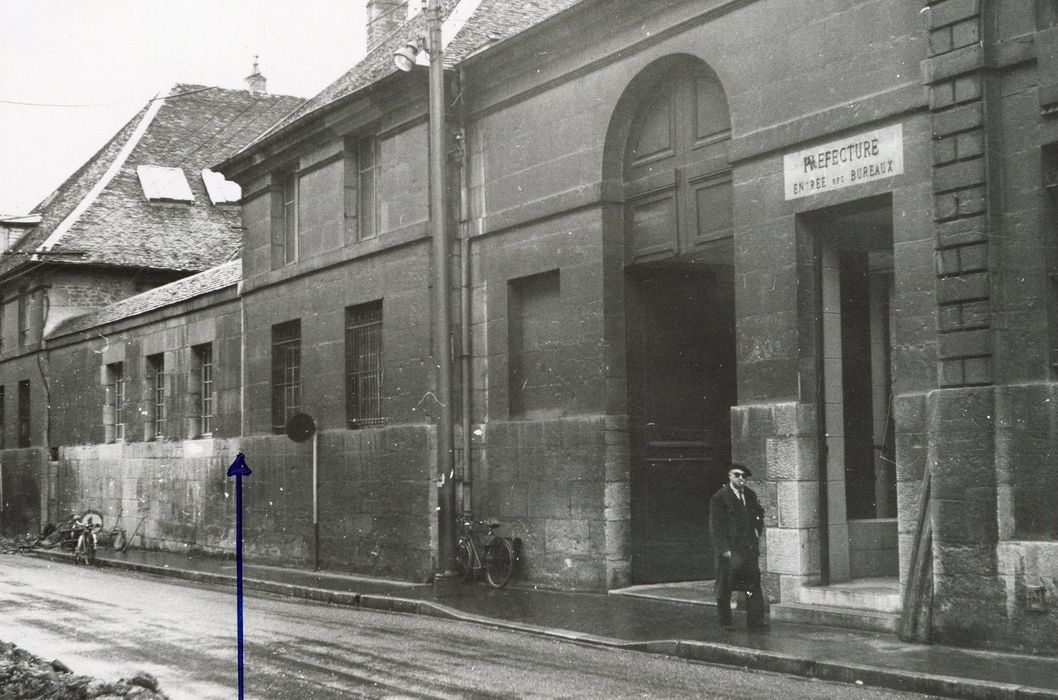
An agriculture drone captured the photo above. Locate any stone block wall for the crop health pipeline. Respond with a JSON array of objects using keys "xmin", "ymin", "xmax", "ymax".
[
  {"xmin": 0, "ymin": 448, "xmax": 44, "ymax": 535},
  {"xmin": 239, "ymin": 425, "xmax": 435, "ymax": 581},
  {"xmin": 472, "ymin": 415, "xmax": 628, "ymax": 591},
  {"xmin": 994, "ymin": 383, "xmax": 1058, "ymax": 653},
  {"xmin": 732, "ymin": 401, "xmax": 819, "ymax": 604}
]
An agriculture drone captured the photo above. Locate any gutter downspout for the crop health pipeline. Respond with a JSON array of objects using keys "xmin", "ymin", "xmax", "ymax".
[
  {"xmin": 36, "ymin": 286, "xmax": 54, "ymax": 529},
  {"xmin": 427, "ymin": 0, "xmax": 457, "ymax": 577},
  {"xmin": 457, "ymin": 68, "xmax": 472, "ymax": 517},
  {"xmin": 239, "ymin": 279, "xmax": 247, "ymax": 437}
]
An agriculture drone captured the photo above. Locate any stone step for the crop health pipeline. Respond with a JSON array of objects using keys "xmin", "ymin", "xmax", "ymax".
[
  {"xmin": 770, "ymin": 602, "xmax": 900, "ymax": 634},
  {"xmin": 799, "ymin": 583, "xmax": 902, "ymax": 613}
]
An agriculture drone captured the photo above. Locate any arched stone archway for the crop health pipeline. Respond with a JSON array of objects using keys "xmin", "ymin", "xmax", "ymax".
[{"xmin": 605, "ymin": 56, "xmax": 737, "ymax": 583}]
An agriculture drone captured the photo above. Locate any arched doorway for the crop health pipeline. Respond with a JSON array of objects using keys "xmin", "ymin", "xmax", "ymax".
[{"xmin": 609, "ymin": 56, "xmax": 737, "ymax": 583}]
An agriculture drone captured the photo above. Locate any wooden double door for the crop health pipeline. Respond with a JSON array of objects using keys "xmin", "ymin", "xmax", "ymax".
[{"xmin": 626, "ymin": 268, "xmax": 736, "ymax": 584}]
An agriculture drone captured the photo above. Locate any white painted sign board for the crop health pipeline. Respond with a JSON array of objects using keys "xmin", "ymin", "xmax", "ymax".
[{"xmin": 783, "ymin": 124, "xmax": 904, "ymax": 200}]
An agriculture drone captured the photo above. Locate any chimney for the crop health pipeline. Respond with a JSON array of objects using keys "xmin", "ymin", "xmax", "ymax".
[
  {"xmin": 245, "ymin": 56, "xmax": 267, "ymax": 96},
  {"xmin": 366, "ymin": 0, "xmax": 409, "ymax": 50}
]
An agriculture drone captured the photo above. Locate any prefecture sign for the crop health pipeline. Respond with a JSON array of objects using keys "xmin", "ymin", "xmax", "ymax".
[{"xmin": 783, "ymin": 124, "xmax": 903, "ymax": 200}]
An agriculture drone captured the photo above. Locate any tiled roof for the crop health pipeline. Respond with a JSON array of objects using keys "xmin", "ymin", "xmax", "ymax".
[
  {"xmin": 0, "ymin": 85, "xmax": 303, "ymax": 278},
  {"xmin": 238, "ymin": 0, "xmax": 581, "ymax": 155},
  {"xmin": 47, "ymin": 259, "xmax": 241, "ymax": 338}
]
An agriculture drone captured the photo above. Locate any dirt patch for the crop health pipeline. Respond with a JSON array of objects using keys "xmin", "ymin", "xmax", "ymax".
[{"xmin": 0, "ymin": 640, "xmax": 167, "ymax": 699}]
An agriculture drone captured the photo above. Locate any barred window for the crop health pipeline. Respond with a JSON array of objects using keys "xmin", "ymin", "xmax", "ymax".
[
  {"xmin": 345, "ymin": 301, "xmax": 383, "ymax": 427},
  {"xmin": 148, "ymin": 354, "xmax": 165, "ymax": 439},
  {"xmin": 195, "ymin": 343, "xmax": 214, "ymax": 437},
  {"xmin": 272, "ymin": 320, "xmax": 301, "ymax": 434}
]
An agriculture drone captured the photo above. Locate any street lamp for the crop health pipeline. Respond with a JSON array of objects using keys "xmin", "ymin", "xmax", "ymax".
[{"xmin": 395, "ymin": 0, "xmax": 457, "ymax": 588}]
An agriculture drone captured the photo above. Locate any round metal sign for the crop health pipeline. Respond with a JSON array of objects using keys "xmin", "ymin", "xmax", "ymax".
[{"xmin": 285, "ymin": 413, "xmax": 317, "ymax": 443}]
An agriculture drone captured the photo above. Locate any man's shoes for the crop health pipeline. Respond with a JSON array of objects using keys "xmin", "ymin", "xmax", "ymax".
[{"xmin": 747, "ymin": 622, "xmax": 768, "ymax": 631}]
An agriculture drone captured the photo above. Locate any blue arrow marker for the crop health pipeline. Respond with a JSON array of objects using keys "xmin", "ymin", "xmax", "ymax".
[{"xmin": 227, "ymin": 452, "xmax": 252, "ymax": 700}]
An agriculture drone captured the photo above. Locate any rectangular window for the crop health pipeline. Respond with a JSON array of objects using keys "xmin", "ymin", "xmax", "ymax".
[
  {"xmin": 195, "ymin": 343, "xmax": 214, "ymax": 437},
  {"xmin": 358, "ymin": 136, "xmax": 377, "ymax": 240},
  {"xmin": 17, "ymin": 379, "xmax": 30, "ymax": 447},
  {"xmin": 271, "ymin": 321, "xmax": 301, "ymax": 434},
  {"xmin": 105, "ymin": 362, "xmax": 126, "ymax": 441},
  {"xmin": 345, "ymin": 301, "xmax": 383, "ymax": 427},
  {"xmin": 282, "ymin": 170, "xmax": 298, "ymax": 265},
  {"xmin": 148, "ymin": 354, "xmax": 165, "ymax": 439},
  {"xmin": 0, "ymin": 385, "xmax": 5, "ymax": 449},
  {"xmin": 17, "ymin": 288, "xmax": 28, "ymax": 347}
]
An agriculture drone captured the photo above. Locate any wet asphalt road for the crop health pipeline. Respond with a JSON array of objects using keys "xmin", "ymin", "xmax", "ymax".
[{"xmin": 0, "ymin": 556, "xmax": 937, "ymax": 699}]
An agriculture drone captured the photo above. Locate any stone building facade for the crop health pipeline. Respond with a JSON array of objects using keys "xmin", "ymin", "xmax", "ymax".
[{"xmin": 3, "ymin": 0, "xmax": 1057, "ymax": 654}]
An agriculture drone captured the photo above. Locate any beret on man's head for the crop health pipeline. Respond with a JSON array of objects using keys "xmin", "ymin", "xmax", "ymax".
[{"xmin": 728, "ymin": 463, "xmax": 752, "ymax": 478}]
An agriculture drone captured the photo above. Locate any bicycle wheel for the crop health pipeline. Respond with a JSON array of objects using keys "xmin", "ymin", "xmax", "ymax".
[
  {"xmin": 484, "ymin": 536, "xmax": 514, "ymax": 588},
  {"xmin": 454, "ymin": 540, "xmax": 474, "ymax": 583}
]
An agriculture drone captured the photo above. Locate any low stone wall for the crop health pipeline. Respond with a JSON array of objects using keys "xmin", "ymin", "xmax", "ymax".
[
  {"xmin": 55, "ymin": 439, "xmax": 238, "ymax": 556},
  {"xmin": 52, "ymin": 427, "xmax": 437, "ymax": 583},
  {"xmin": 239, "ymin": 425, "xmax": 436, "ymax": 582},
  {"xmin": 0, "ymin": 448, "xmax": 45, "ymax": 536}
]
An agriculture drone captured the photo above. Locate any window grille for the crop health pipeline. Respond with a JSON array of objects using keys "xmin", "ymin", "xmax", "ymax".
[
  {"xmin": 272, "ymin": 321, "xmax": 301, "ymax": 433},
  {"xmin": 345, "ymin": 301, "xmax": 383, "ymax": 427}
]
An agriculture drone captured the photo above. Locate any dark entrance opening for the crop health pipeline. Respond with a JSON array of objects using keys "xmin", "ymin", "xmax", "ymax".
[
  {"xmin": 627, "ymin": 264, "xmax": 736, "ymax": 583},
  {"xmin": 807, "ymin": 194, "xmax": 898, "ymax": 581}
]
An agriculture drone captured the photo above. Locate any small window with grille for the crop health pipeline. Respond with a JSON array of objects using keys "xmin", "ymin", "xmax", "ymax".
[
  {"xmin": 345, "ymin": 301, "xmax": 383, "ymax": 427},
  {"xmin": 147, "ymin": 354, "xmax": 165, "ymax": 440},
  {"xmin": 272, "ymin": 321, "xmax": 302, "ymax": 434},
  {"xmin": 194, "ymin": 343, "xmax": 214, "ymax": 437}
]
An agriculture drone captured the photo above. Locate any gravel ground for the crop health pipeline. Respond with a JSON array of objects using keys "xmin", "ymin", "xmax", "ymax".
[
  {"xmin": 0, "ymin": 640, "xmax": 168, "ymax": 699},
  {"xmin": 3, "ymin": 535, "xmax": 169, "ymax": 698}
]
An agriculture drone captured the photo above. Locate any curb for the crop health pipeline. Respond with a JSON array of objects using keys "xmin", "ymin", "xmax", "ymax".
[{"xmin": 23, "ymin": 550, "xmax": 1058, "ymax": 700}]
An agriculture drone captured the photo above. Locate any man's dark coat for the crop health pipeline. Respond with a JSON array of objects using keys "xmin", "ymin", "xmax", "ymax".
[{"xmin": 708, "ymin": 484, "xmax": 764, "ymax": 588}]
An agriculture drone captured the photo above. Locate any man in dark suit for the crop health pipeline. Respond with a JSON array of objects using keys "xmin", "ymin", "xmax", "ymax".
[{"xmin": 709, "ymin": 463, "xmax": 766, "ymax": 630}]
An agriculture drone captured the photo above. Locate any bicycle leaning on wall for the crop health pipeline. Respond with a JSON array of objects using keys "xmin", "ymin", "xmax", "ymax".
[
  {"xmin": 454, "ymin": 517, "xmax": 517, "ymax": 588},
  {"xmin": 72, "ymin": 511, "xmax": 103, "ymax": 566}
]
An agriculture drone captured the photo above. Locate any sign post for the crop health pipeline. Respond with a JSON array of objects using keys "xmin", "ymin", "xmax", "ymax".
[
  {"xmin": 284, "ymin": 413, "xmax": 318, "ymax": 569},
  {"xmin": 226, "ymin": 452, "xmax": 252, "ymax": 700}
]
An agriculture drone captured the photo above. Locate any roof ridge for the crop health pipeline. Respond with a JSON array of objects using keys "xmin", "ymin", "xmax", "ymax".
[{"xmin": 36, "ymin": 94, "xmax": 166, "ymax": 254}]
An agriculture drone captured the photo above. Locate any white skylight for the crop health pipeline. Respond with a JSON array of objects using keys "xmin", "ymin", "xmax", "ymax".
[
  {"xmin": 201, "ymin": 169, "xmax": 242, "ymax": 205},
  {"xmin": 137, "ymin": 165, "xmax": 194, "ymax": 202}
]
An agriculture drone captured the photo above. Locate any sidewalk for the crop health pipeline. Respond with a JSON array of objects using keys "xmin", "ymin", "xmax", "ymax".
[{"xmin": 27, "ymin": 547, "xmax": 1058, "ymax": 699}]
